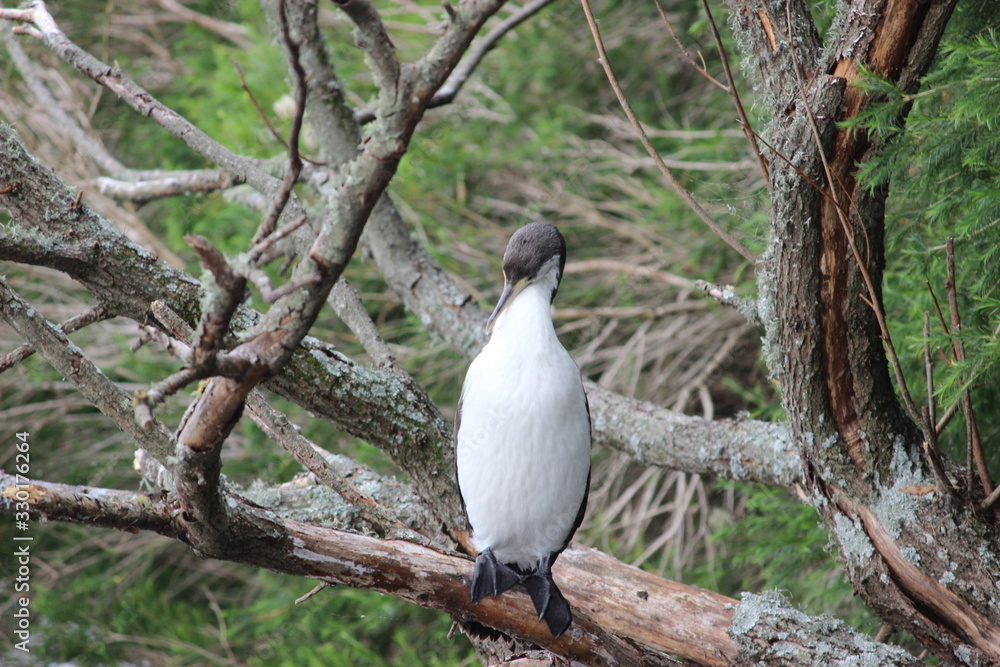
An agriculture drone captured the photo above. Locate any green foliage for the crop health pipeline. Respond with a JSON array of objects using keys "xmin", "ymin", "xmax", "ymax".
[
  {"xmin": 687, "ymin": 482, "xmax": 874, "ymax": 628},
  {"xmin": 21, "ymin": 546, "xmax": 472, "ymax": 666},
  {"xmin": 847, "ymin": 6, "xmax": 1000, "ymax": 467}
]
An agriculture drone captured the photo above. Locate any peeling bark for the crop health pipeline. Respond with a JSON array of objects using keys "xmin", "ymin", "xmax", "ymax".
[{"xmin": 730, "ymin": 0, "xmax": 1000, "ymax": 664}]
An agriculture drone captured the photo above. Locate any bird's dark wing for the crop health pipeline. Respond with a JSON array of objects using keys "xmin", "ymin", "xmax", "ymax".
[
  {"xmin": 555, "ymin": 387, "xmax": 592, "ymax": 560},
  {"xmin": 454, "ymin": 389, "xmax": 471, "ymax": 530}
]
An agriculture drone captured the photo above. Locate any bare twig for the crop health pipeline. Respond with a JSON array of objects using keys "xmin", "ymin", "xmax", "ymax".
[
  {"xmin": 0, "ymin": 304, "xmax": 110, "ymax": 373},
  {"xmin": 653, "ymin": 0, "xmax": 728, "ymax": 92},
  {"xmin": 0, "ymin": 278, "xmax": 175, "ymax": 461},
  {"xmin": 329, "ymin": 279, "xmax": 399, "ymax": 370},
  {"xmin": 698, "ymin": 0, "xmax": 770, "ymax": 186},
  {"xmin": 921, "ymin": 315, "xmax": 951, "ymax": 492},
  {"xmin": 945, "ymin": 238, "xmax": 993, "ymax": 497},
  {"xmin": 247, "ymin": 214, "xmax": 310, "ymax": 265},
  {"xmin": 924, "ymin": 312, "xmax": 936, "ymax": 427},
  {"xmin": 927, "ymin": 280, "xmax": 951, "ymax": 337},
  {"xmin": 247, "ymin": 270, "xmax": 322, "ymax": 304},
  {"xmin": 185, "ymin": 234, "xmax": 247, "ymax": 367},
  {"xmin": 253, "ymin": 0, "xmax": 308, "ymax": 243},
  {"xmin": 136, "ymin": 234, "xmax": 251, "ymax": 420},
  {"xmin": 95, "ymin": 171, "xmax": 236, "ymax": 203},
  {"xmin": 926, "ymin": 280, "xmax": 962, "ymax": 434},
  {"xmin": 579, "ymin": 0, "xmax": 756, "ymax": 264},
  {"xmin": 295, "ymin": 582, "xmax": 332, "ymax": 604},
  {"xmin": 356, "ymin": 0, "xmax": 558, "ymax": 124},
  {"xmin": 232, "ymin": 61, "xmax": 325, "ymax": 167},
  {"xmin": 935, "ymin": 397, "xmax": 962, "ymax": 438},
  {"xmin": 244, "ymin": 391, "xmax": 424, "ymax": 543},
  {"xmin": 695, "ymin": 280, "xmax": 762, "ymax": 326},
  {"xmin": 232, "ymin": 59, "xmax": 292, "ymax": 149}
]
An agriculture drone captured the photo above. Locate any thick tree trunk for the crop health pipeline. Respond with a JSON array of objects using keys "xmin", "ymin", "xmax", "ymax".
[{"xmin": 732, "ymin": 0, "xmax": 1000, "ymax": 663}]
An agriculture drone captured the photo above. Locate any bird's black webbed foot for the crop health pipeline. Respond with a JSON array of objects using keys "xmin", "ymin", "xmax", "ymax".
[
  {"xmin": 522, "ymin": 556, "xmax": 572, "ymax": 638},
  {"xmin": 470, "ymin": 547, "xmax": 522, "ymax": 602}
]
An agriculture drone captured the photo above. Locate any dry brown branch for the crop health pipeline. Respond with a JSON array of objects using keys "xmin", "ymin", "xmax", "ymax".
[
  {"xmin": 0, "ymin": 471, "xmax": 706, "ymax": 663},
  {"xmin": 653, "ymin": 0, "xmax": 727, "ymax": 91},
  {"xmin": 253, "ymin": 0, "xmax": 308, "ymax": 243},
  {"xmin": 697, "ymin": 0, "xmax": 769, "ymax": 186},
  {"xmin": 5, "ymin": 463, "xmax": 932, "ymax": 664},
  {"xmin": 945, "ymin": 238, "xmax": 993, "ymax": 497}
]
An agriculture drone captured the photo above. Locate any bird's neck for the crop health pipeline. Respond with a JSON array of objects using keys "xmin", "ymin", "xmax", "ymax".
[{"xmin": 490, "ymin": 280, "xmax": 558, "ymax": 346}]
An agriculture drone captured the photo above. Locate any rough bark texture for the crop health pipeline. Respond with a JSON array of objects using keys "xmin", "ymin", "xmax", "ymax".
[{"xmin": 731, "ymin": 0, "xmax": 1000, "ymax": 664}]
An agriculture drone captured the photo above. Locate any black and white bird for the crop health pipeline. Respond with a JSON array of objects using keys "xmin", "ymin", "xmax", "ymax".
[{"xmin": 455, "ymin": 222, "xmax": 592, "ymax": 638}]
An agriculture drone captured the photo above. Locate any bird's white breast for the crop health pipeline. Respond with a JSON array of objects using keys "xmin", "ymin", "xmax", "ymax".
[{"xmin": 456, "ymin": 282, "xmax": 591, "ymax": 570}]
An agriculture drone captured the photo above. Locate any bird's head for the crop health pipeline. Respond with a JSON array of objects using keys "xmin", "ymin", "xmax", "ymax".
[{"xmin": 487, "ymin": 222, "xmax": 567, "ymax": 332}]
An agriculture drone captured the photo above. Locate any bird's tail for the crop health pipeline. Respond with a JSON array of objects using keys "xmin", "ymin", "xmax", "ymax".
[{"xmin": 522, "ymin": 571, "xmax": 572, "ymax": 638}]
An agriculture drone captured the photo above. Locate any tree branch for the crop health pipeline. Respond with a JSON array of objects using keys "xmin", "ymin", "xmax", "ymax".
[
  {"xmin": 0, "ymin": 1, "xmax": 299, "ymax": 220},
  {"xmin": 94, "ymin": 171, "xmax": 236, "ymax": 203},
  {"xmin": 1, "ymin": 472, "xmax": 923, "ymax": 665},
  {"xmin": 354, "ymin": 0, "xmax": 559, "ymax": 124},
  {"xmin": 328, "ymin": 278, "xmax": 400, "ymax": 371},
  {"xmin": 0, "ymin": 278, "xmax": 175, "ymax": 462},
  {"xmin": 243, "ymin": 390, "xmax": 427, "ymax": 545},
  {"xmin": 0, "ymin": 303, "xmax": 110, "ymax": 373},
  {"xmin": 334, "ymin": 0, "xmax": 400, "ymax": 98}
]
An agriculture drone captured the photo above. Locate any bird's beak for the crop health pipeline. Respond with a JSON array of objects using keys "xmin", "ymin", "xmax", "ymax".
[{"xmin": 487, "ymin": 279, "xmax": 524, "ymax": 332}]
